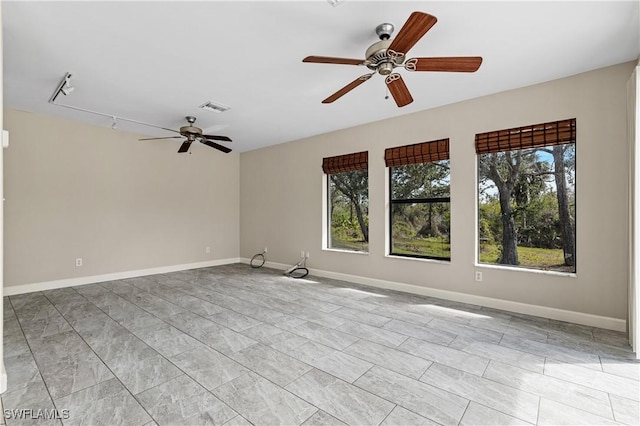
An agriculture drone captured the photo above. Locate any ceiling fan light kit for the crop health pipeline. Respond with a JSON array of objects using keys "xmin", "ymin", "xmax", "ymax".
[{"xmin": 303, "ymin": 11, "xmax": 483, "ymax": 107}]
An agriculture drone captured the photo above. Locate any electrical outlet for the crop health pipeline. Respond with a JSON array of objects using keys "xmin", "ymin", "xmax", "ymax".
[
  {"xmin": 76, "ymin": 258, "xmax": 83, "ymax": 267},
  {"xmin": 205, "ymin": 246, "xmax": 211, "ymax": 254},
  {"xmin": 301, "ymin": 250, "xmax": 305, "ymax": 258},
  {"xmin": 264, "ymin": 246, "xmax": 268, "ymax": 253},
  {"xmin": 475, "ymin": 271, "xmax": 483, "ymax": 282},
  {"xmin": 305, "ymin": 252, "xmax": 310, "ymax": 259}
]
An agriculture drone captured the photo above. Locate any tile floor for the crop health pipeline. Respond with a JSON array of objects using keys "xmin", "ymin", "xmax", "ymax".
[{"xmin": 1, "ymin": 264, "xmax": 639, "ymax": 425}]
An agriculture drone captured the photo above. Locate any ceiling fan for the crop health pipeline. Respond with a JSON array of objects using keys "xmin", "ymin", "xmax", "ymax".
[
  {"xmin": 139, "ymin": 116, "xmax": 232, "ymax": 154},
  {"xmin": 303, "ymin": 11, "xmax": 483, "ymax": 107}
]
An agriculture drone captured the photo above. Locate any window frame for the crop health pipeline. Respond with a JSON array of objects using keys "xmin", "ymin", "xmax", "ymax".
[
  {"xmin": 475, "ymin": 118, "xmax": 577, "ymax": 273},
  {"xmin": 322, "ymin": 151, "xmax": 369, "ymax": 254},
  {"xmin": 388, "ymin": 170, "xmax": 451, "ymax": 260},
  {"xmin": 386, "ymin": 138, "xmax": 451, "ymax": 261}
]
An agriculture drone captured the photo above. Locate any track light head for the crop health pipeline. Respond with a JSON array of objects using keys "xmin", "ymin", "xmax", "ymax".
[
  {"xmin": 60, "ymin": 84, "xmax": 74, "ymax": 96},
  {"xmin": 50, "ymin": 72, "xmax": 75, "ymax": 103}
]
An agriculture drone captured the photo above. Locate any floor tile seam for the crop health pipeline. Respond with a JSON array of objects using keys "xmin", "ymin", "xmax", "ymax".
[
  {"xmin": 543, "ymin": 336, "xmax": 631, "ymax": 359},
  {"xmin": 2, "ymin": 351, "xmax": 47, "ymax": 395},
  {"xmin": 559, "ymin": 343, "xmax": 637, "ymax": 363},
  {"xmin": 349, "ymin": 366, "xmax": 467, "ymax": 425},
  {"xmin": 455, "ymin": 400, "xmax": 472, "ymax": 426},
  {"xmin": 541, "ymin": 370, "xmax": 640, "ymax": 403},
  {"xmin": 208, "ymin": 369, "xmax": 320, "ymax": 424},
  {"xmin": 468, "ymin": 324, "xmax": 550, "ymax": 343},
  {"xmin": 340, "ymin": 341, "xmax": 433, "ymax": 380},
  {"xmin": 282, "ymin": 339, "xmax": 354, "ymax": 372},
  {"xmin": 415, "ymin": 364, "xmax": 540, "ymax": 426},
  {"xmin": 226, "ymin": 344, "xmax": 316, "ymax": 388},
  {"xmin": 451, "ymin": 351, "xmax": 544, "ymax": 376},
  {"xmin": 47, "ymin": 328, "xmax": 160, "ymax": 425},
  {"xmin": 187, "ymin": 280, "xmax": 281, "ymax": 310},
  {"xmin": 43, "ymin": 301, "xmax": 161, "ymax": 415},
  {"xmin": 146, "ymin": 280, "xmax": 306, "ymax": 330},
  {"xmin": 395, "ymin": 336, "xmax": 493, "ymax": 369},
  {"xmin": 380, "ymin": 323, "xmax": 458, "ymax": 347},
  {"xmin": 132, "ymin": 315, "xmax": 261, "ymax": 379},
  {"xmin": 8, "ymin": 296, "xmax": 71, "ymax": 409},
  {"xmin": 131, "ymin": 339, "xmax": 248, "ymax": 401},
  {"xmin": 235, "ymin": 329, "xmax": 348, "ymax": 373},
  {"xmin": 599, "ymin": 368, "xmax": 640, "ymax": 382},
  {"xmin": 265, "ymin": 319, "xmax": 356, "ymax": 351},
  {"xmin": 424, "ymin": 319, "xmax": 507, "ymax": 343},
  {"xmin": 606, "ymin": 392, "xmax": 622, "ymax": 424},
  {"xmin": 451, "ymin": 334, "xmax": 550, "ymax": 364},
  {"xmin": 541, "ymin": 359, "xmax": 640, "ymax": 394},
  {"xmin": 376, "ymin": 405, "xmax": 397, "ymax": 426},
  {"xmin": 46, "ymin": 290, "xmax": 199, "ymax": 401},
  {"xmin": 55, "ymin": 292, "xmax": 165, "ymax": 368},
  {"xmin": 336, "ymin": 311, "xmax": 407, "ymax": 329},
  {"xmin": 537, "ymin": 396, "xmax": 627, "ymax": 425},
  {"xmin": 463, "ymin": 400, "xmax": 539, "ymax": 426},
  {"xmin": 350, "ymin": 363, "xmax": 376, "ymax": 385},
  {"xmin": 186, "ymin": 279, "xmax": 350, "ymax": 321},
  {"xmin": 1, "ymin": 356, "xmax": 53, "ymax": 406},
  {"xmin": 287, "ymin": 293, "xmax": 379, "ymax": 314},
  {"xmin": 128, "ymin": 281, "xmax": 233, "ymax": 317},
  {"xmin": 498, "ymin": 337, "xmax": 605, "ymax": 367},
  {"xmin": 478, "ymin": 360, "xmax": 616, "ymax": 420},
  {"xmin": 331, "ymin": 323, "xmax": 410, "ymax": 349},
  {"xmin": 282, "ymin": 368, "xmax": 389, "ymax": 426},
  {"xmin": 96, "ymin": 281, "xmax": 229, "ymax": 344}
]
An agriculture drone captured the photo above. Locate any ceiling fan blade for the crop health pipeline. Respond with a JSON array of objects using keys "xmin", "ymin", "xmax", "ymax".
[
  {"xmin": 388, "ymin": 12, "xmax": 437, "ymax": 55},
  {"xmin": 322, "ymin": 73, "xmax": 373, "ymax": 104},
  {"xmin": 160, "ymin": 127, "xmax": 182, "ymax": 134},
  {"xmin": 405, "ymin": 56, "xmax": 483, "ymax": 72},
  {"xmin": 177, "ymin": 141, "xmax": 192, "ymax": 153},
  {"xmin": 303, "ymin": 56, "xmax": 364, "ymax": 66},
  {"xmin": 138, "ymin": 136, "xmax": 183, "ymax": 141},
  {"xmin": 201, "ymin": 139, "xmax": 232, "ymax": 153},
  {"xmin": 385, "ymin": 73, "xmax": 413, "ymax": 107},
  {"xmin": 202, "ymin": 134, "xmax": 232, "ymax": 142}
]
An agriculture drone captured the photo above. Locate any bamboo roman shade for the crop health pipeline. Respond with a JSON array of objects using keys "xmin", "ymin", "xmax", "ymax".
[
  {"xmin": 475, "ymin": 118, "xmax": 576, "ymax": 154},
  {"xmin": 385, "ymin": 139, "xmax": 450, "ymax": 167},
  {"xmin": 322, "ymin": 151, "xmax": 368, "ymax": 174}
]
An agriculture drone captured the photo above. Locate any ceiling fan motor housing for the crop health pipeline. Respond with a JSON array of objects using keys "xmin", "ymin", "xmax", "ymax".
[
  {"xmin": 180, "ymin": 116, "xmax": 202, "ymax": 138},
  {"xmin": 365, "ymin": 39, "xmax": 405, "ymax": 74}
]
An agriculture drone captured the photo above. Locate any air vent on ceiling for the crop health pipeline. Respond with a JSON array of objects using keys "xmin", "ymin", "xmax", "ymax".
[{"xmin": 199, "ymin": 101, "xmax": 231, "ymax": 113}]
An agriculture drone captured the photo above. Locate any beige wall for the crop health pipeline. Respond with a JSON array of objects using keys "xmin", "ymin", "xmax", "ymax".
[
  {"xmin": 3, "ymin": 109, "xmax": 240, "ymax": 287},
  {"xmin": 240, "ymin": 61, "xmax": 635, "ymax": 321}
]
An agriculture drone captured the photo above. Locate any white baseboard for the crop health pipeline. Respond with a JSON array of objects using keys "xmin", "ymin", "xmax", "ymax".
[
  {"xmin": 5, "ymin": 257, "xmax": 625, "ymax": 332},
  {"xmin": 240, "ymin": 258, "xmax": 626, "ymax": 332},
  {"xmin": 3, "ymin": 258, "xmax": 241, "ymax": 296}
]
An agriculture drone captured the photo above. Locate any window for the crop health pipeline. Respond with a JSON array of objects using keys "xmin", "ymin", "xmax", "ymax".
[
  {"xmin": 386, "ymin": 139, "xmax": 451, "ymax": 260},
  {"xmin": 476, "ymin": 118, "xmax": 576, "ymax": 273},
  {"xmin": 323, "ymin": 151, "xmax": 369, "ymax": 252}
]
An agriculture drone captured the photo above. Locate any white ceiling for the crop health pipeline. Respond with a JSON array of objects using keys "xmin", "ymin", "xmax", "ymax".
[{"xmin": 3, "ymin": 1, "xmax": 639, "ymax": 153}]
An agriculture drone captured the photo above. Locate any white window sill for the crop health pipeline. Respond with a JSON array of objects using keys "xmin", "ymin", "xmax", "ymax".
[
  {"xmin": 323, "ymin": 248, "xmax": 369, "ymax": 255},
  {"xmin": 385, "ymin": 254, "xmax": 450, "ymax": 265},
  {"xmin": 475, "ymin": 262, "xmax": 577, "ymax": 278}
]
